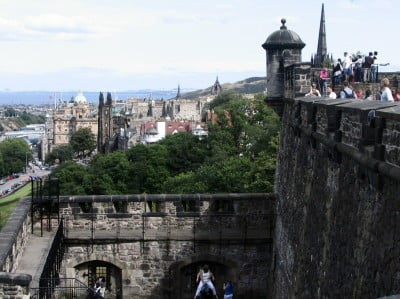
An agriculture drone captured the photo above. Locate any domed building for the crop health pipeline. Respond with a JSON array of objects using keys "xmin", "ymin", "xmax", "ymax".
[{"xmin": 47, "ymin": 91, "xmax": 98, "ymax": 155}]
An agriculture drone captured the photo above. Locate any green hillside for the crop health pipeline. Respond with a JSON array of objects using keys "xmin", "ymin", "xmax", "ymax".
[{"xmin": 183, "ymin": 77, "xmax": 266, "ymax": 99}]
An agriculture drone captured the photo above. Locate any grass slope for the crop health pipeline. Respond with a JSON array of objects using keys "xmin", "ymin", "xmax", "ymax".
[{"xmin": 0, "ymin": 184, "xmax": 31, "ymax": 230}]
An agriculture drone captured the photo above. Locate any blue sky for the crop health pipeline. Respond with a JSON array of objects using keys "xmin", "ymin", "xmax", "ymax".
[{"xmin": 0, "ymin": 0, "xmax": 398, "ymax": 91}]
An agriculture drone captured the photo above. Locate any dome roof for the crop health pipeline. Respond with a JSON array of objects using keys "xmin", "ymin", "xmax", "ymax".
[
  {"xmin": 74, "ymin": 91, "xmax": 87, "ymax": 104},
  {"xmin": 262, "ymin": 19, "xmax": 305, "ymax": 50}
]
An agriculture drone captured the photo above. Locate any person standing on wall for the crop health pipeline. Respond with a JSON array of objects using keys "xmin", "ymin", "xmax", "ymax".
[{"xmin": 380, "ymin": 78, "xmax": 394, "ymax": 102}]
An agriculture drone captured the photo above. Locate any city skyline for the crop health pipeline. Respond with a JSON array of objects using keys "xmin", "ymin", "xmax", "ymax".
[{"xmin": 0, "ymin": 0, "xmax": 398, "ymax": 91}]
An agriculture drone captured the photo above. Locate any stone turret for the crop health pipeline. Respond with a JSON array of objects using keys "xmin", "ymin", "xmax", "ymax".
[{"xmin": 262, "ymin": 19, "xmax": 305, "ymax": 114}]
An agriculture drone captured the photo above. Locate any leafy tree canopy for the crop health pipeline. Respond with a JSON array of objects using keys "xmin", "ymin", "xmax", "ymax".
[
  {"xmin": 70, "ymin": 128, "xmax": 96, "ymax": 158},
  {"xmin": 45, "ymin": 144, "xmax": 74, "ymax": 165},
  {"xmin": 0, "ymin": 139, "xmax": 32, "ymax": 176},
  {"xmin": 55, "ymin": 92, "xmax": 280, "ymax": 195}
]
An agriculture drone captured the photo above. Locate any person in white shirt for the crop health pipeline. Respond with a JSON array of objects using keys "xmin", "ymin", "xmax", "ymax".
[
  {"xmin": 327, "ymin": 87, "xmax": 337, "ymax": 99},
  {"xmin": 194, "ymin": 264, "xmax": 218, "ymax": 298},
  {"xmin": 380, "ymin": 78, "xmax": 394, "ymax": 102},
  {"xmin": 342, "ymin": 52, "xmax": 353, "ymax": 82}
]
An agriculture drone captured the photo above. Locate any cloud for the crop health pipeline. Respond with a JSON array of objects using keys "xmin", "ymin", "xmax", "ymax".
[
  {"xmin": 338, "ymin": 0, "xmax": 361, "ymax": 9},
  {"xmin": 159, "ymin": 8, "xmax": 234, "ymax": 25},
  {"xmin": 0, "ymin": 13, "xmax": 119, "ymax": 41}
]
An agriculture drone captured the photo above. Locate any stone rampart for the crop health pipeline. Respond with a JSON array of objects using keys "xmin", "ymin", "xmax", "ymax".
[{"xmin": 273, "ymin": 97, "xmax": 400, "ymax": 298}]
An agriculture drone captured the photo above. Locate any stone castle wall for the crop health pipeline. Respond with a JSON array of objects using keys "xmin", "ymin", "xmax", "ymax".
[{"xmin": 273, "ymin": 95, "xmax": 400, "ymax": 298}]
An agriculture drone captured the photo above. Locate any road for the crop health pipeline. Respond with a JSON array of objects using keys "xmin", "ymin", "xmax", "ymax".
[{"xmin": 0, "ymin": 165, "xmax": 51, "ymax": 197}]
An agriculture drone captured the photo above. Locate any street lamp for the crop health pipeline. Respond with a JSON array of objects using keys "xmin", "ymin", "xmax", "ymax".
[{"xmin": 25, "ymin": 152, "xmax": 28, "ymax": 174}]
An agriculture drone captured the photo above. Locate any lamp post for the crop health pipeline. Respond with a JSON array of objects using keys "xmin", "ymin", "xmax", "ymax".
[{"xmin": 25, "ymin": 152, "xmax": 28, "ymax": 174}]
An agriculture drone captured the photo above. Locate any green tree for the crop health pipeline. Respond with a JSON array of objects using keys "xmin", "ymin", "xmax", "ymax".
[
  {"xmin": 86, "ymin": 151, "xmax": 131, "ymax": 194},
  {"xmin": 51, "ymin": 161, "xmax": 88, "ymax": 195},
  {"xmin": 193, "ymin": 156, "xmax": 253, "ymax": 193},
  {"xmin": 4, "ymin": 109, "xmax": 18, "ymax": 118},
  {"xmin": 70, "ymin": 128, "xmax": 96, "ymax": 158},
  {"xmin": 159, "ymin": 133, "xmax": 209, "ymax": 175},
  {"xmin": 162, "ymin": 171, "xmax": 207, "ymax": 194},
  {"xmin": 0, "ymin": 139, "xmax": 32, "ymax": 176},
  {"xmin": 126, "ymin": 144, "xmax": 170, "ymax": 193},
  {"xmin": 45, "ymin": 145, "xmax": 74, "ymax": 165}
]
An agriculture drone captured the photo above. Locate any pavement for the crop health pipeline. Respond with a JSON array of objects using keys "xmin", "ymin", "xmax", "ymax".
[{"xmin": 16, "ymin": 229, "xmax": 56, "ymax": 288}]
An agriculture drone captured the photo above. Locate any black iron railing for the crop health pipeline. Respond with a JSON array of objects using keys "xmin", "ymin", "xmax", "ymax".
[
  {"xmin": 31, "ymin": 278, "xmax": 91, "ymax": 299},
  {"xmin": 31, "ymin": 219, "xmax": 65, "ymax": 298}
]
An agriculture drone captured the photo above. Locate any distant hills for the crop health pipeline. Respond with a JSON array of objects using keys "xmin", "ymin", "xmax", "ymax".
[
  {"xmin": 0, "ymin": 77, "xmax": 267, "ymax": 106},
  {"xmin": 182, "ymin": 77, "xmax": 266, "ymax": 99}
]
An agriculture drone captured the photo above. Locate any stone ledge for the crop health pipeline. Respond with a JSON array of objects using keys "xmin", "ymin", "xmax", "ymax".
[
  {"xmin": 0, "ymin": 272, "xmax": 31, "ymax": 286},
  {"xmin": 376, "ymin": 105, "xmax": 400, "ymax": 121},
  {"xmin": 0, "ymin": 197, "xmax": 30, "ymax": 270},
  {"xmin": 60, "ymin": 193, "xmax": 276, "ymax": 203}
]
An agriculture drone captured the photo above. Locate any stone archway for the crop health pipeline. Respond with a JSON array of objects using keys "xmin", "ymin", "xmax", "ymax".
[
  {"xmin": 169, "ymin": 255, "xmax": 238, "ymax": 299},
  {"xmin": 74, "ymin": 260, "xmax": 123, "ymax": 299}
]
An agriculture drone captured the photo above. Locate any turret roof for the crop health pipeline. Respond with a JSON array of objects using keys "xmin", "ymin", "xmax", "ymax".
[{"xmin": 262, "ymin": 19, "xmax": 305, "ymax": 50}]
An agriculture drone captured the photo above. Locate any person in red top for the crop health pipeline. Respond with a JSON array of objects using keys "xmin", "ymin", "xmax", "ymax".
[
  {"xmin": 319, "ymin": 68, "xmax": 329, "ymax": 95},
  {"xmin": 392, "ymin": 88, "xmax": 400, "ymax": 102}
]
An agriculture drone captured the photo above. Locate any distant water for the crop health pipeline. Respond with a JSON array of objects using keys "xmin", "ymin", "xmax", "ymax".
[{"xmin": 0, "ymin": 90, "xmax": 184, "ymax": 106}]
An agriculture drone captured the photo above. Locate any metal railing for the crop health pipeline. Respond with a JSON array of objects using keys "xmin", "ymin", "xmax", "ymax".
[
  {"xmin": 31, "ymin": 278, "xmax": 91, "ymax": 299},
  {"xmin": 31, "ymin": 219, "xmax": 65, "ymax": 298}
]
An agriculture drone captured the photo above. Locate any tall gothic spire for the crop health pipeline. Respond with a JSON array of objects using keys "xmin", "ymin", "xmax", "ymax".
[
  {"xmin": 176, "ymin": 84, "xmax": 181, "ymax": 99},
  {"xmin": 316, "ymin": 3, "xmax": 327, "ymax": 67},
  {"xmin": 211, "ymin": 76, "xmax": 222, "ymax": 95}
]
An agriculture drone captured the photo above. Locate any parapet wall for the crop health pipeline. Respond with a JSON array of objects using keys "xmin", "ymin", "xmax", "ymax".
[
  {"xmin": 0, "ymin": 197, "xmax": 32, "ymax": 297},
  {"xmin": 273, "ymin": 97, "xmax": 400, "ymax": 298}
]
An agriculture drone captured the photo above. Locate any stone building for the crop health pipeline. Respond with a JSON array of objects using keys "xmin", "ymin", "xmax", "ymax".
[
  {"xmin": 50, "ymin": 91, "xmax": 98, "ymax": 152},
  {"xmin": 97, "ymin": 82, "xmax": 214, "ymax": 151}
]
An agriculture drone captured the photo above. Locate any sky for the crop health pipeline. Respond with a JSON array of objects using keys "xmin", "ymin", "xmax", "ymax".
[{"xmin": 0, "ymin": 0, "xmax": 398, "ymax": 91}]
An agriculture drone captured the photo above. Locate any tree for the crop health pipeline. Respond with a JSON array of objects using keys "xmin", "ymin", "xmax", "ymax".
[
  {"xmin": 159, "ymin": 133, "xmax": 209, "ymax": 175},
  {"xmin": 4, "ymin": 109, "xmax": 18, "ymax": 118},
  {"xmin": 0, "ymin": 139, "xmax": 32, "ymax": 176},
  {"xmin": 51, "ymin": 161, "xmax": 88, "ymax": 195},
  {"xmin": 45, "ymin": 145, "xmax": 74, "ymax": 165},
  {"xmin": 162, "ymin": 171, "xmax": 207, "ymax": 194},
  {"xmin": 86, "ymin": 151, "xmax": 131, "ymax": 194},
  {"xmin": 126, "ymin": 144, "xmax": 170, "ymax": 193},
  {"xmin": 70, "ymin": 128, "xmax": 96, "ymax": 158}
]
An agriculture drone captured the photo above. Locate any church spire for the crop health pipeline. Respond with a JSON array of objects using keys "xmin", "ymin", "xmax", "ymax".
[
  {"xmin": 316, "ymin": 3, "xmax": 327, "ymax": 67},
  {"xmin": 211, "ymin": 76, "xmax": 222, "ymax": 95},
  {"xmin": 176, "ymin": 84, "xmax": 181, "ymax": 99}
]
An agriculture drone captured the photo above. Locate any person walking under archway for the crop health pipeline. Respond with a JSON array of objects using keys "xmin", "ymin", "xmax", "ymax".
[{"xmin": 194, "ymin": 264, "xmax": 218, "ymax": 299}]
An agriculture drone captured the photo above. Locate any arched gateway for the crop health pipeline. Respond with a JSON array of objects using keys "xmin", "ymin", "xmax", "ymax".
[{"xmin": 169, "ymin": 255, "xmax": 238, "ymax": 298}]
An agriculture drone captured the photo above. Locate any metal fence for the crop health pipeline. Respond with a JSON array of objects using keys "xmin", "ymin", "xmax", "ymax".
[
  {"xmin": 31, "ymin": 278, "xmax": 91, "ymax": 299},
  {"xmin": 30, "ymin": 219, "xmax": 65, "ymax": 299}
]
